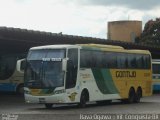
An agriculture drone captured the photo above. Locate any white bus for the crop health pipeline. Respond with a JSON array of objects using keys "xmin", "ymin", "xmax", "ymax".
[
  {"xmin": 24, "ymin": 44, "xmax": 152, "ymax": 108},
  {"xmin": 152, "ymin": 59, "xmax": 160, "ymax": 92},
  {"xmin": 0, "ymin": 54, "xmax": 25, "ymax": 94}
]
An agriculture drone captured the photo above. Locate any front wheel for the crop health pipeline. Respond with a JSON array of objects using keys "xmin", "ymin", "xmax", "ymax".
[
  {"xmin": 45, "ymin": 104, "xmax": 53, "ymax": 109},
  {"xmin": 78, "ymin": 91, "xmax": 88, "ymax": 108}
]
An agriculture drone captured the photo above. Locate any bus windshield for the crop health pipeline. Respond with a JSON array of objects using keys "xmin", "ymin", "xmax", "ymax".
[{"xmin": 25, "ymin": 49, "xmax": 65, "ymax": 88}]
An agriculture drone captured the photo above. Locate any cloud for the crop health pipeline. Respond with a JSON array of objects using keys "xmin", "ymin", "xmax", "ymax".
[
  {"xmin": 0, "ymin": 0, "xmax": 159, "ymax": 39},
  {"xmin": 0, "ymin": 0, "xmax": 112, "ymax": 38},
  {"xmin": 75, "ymin": 0, "xmax": 160, "ymax": 10}
]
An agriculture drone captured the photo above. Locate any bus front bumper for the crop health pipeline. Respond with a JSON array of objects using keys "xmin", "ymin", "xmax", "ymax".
[{"xmin": 24, "ymin": 94, "xmax": 66, "ymax": 104}]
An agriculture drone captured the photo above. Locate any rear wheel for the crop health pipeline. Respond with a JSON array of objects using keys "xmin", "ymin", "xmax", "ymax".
[
  {"xmin": 128, "ymin": 88, "xmax": 136, "ymax": 103},
  {"xmin": 135, "ymin": 88, "xmax": 142, "ymax": 103},
  {"xmin": 45, "ymin": 104, "xmax": 53, "ymax": 109}
]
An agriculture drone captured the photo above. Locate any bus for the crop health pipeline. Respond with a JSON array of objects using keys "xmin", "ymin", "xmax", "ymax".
[
  {"xmin": 152, "ymin": 59, "xmax": 160, "ymax": 92},
  {"xmin": 24, "ymin": 44, "xmax": 152, "ymax": 108},
  {"xmin": 0, "ymin": 54, "xmax": 25, "ymax": 94}
]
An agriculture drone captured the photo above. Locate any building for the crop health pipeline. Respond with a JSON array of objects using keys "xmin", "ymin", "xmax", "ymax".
[{"xmin": 108, "ymin": 20, "xmax": 142, "ymax": 42}]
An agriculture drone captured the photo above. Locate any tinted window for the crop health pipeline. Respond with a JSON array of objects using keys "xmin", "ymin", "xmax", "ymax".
[
  {"xmin": 136, "ymin": 55, "xmax": 142, "ymax": 69},
  {"xmin": 80, "ymin": 50, "xmax": 151, "ymax": 69},
  {"xmin": 0, "ymin": 54, "xmax": 25, "ymax": 80},
  {"xmin": 66, "ymin": 49, "xmax": 78, "ymax": 89},
  {"xmin": 106, "ymin": 52, "xmax": 117, "ymax": 68},
  {"xmin": 28, "ymin": 49, "xmax": 65, "ymax": 60},
  {"xmin": 80, "ymin": 50, "xmax": 117, "ymax": 68},
  {"xmin": 153, "ymin": 64, "xmax": 160, "ymax": 74},
  {"xmin": 20, "ymin": 60, "xmax": 26, "ymax": 71},
  {"xmin": 117, "ymin": 53, "xmax": 127, "ymax": 69}
]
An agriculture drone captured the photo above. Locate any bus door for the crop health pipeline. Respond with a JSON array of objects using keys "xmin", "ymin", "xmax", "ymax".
[{"xmin": 65, "ymin": 48, "xmax": 78, "ymax": 102}]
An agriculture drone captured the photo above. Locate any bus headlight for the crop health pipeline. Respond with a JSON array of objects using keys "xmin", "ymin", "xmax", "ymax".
[{"xmin": 24, "ymin": 90, "xmax": 30, "ymax": 94}]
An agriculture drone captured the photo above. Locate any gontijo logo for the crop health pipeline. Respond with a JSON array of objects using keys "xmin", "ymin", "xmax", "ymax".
[{"xmin": 116, "ymin": 71, "xmax": 136, "ymax": 78}]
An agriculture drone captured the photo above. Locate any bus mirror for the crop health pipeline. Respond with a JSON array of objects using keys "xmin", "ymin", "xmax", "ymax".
[
  {"xmin": 62, "ymin": 58, "xmax": 68, "ymax": 71},
  {"xmin": 17, "ymin": 59, "xmax": 26, "ymax": 73}
]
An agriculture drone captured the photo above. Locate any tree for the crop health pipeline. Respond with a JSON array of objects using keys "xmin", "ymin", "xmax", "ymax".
[{"xmin": 136, "ymin": 18, "xmax": 160, "ymax": 45}]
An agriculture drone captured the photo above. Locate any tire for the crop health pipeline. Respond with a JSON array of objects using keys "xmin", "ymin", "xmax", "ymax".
[
  {"xmin": 128, "ymin": 88, "xmax": 136, "ymax": 103},
  {"xmin": 16, "ymin": 84, "xmax": 24, "ymax": 95},
  {"xmin": 45, "ymin": 104, "xmax": 53, "ymax": 109},
  {"xmin": 78, "ymin": 91, "xmax": 89, "ymax": 108},
  {"xmin": 135, "ymin": 88, "xmax": 142, "ymax": 103}
]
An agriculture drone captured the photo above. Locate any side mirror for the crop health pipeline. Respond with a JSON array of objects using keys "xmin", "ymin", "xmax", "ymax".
[
  {"xmin": 62, "ymin": 58, "xmax": 68, "ymax": 71},
  {"xmin": 17, "ymin": 58, "xmax": 26, "ymax": 73}
]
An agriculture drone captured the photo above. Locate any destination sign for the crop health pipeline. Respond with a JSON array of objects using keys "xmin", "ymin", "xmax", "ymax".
[{"xmin": 42, "ymin": 58, "xmax": 62, "ymax": 61}]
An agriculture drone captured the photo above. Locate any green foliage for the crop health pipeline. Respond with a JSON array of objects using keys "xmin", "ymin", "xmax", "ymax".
[{"xmin": 137, "ymin": 18, "xmax": 160, "ymax": 45}]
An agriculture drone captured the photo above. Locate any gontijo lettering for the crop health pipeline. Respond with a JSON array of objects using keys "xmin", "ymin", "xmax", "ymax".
[{"xmin": 116, "ymin": 71, "xmax": 136, "ymax": 78}]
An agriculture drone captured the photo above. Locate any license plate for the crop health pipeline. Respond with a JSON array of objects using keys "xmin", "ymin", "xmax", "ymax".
[{"xmin": 39, "ymin": 98, "xmax": 46, "ymax": 103}]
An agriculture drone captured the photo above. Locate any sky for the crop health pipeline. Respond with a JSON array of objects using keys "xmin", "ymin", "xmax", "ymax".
[{"xmin": 0, "ymin": 0, "xmax": 160, "ymax": 39}]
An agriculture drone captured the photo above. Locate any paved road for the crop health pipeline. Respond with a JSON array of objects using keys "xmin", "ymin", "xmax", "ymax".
[{"xmin": 0, "ymin": 92, "xmax": 160, "ymax": 120}]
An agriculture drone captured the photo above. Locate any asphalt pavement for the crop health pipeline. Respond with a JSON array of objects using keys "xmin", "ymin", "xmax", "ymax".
[{"xmin": 0, "ymin": 92, "xmax": 160, "ymax": 120}]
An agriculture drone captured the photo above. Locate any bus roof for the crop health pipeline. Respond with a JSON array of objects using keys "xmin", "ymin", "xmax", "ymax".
[
  {"xmin": 31, "ymin": 44, "xmax": 124, "ymax": 50},
  {"xmin": 79, "ymin": 44, "xmax": 124, "ymax": 49},
  {"xmin": 79, "ymin": 44, "xmax": 150, "ymax": 55},
  {"xmin": 152, "ymin": 59, "xmax": 160, "ymax": 64},
  {"xmin": 152, "ymin": 59, "xmax": 160, "ymax": 62},
  {"xmin": 30, "ymin": 44, "xmax": 79, "ymax": 50},
  {"xmin": 30, "ymin": 44, "xmax": 150, "ymax": 55}
]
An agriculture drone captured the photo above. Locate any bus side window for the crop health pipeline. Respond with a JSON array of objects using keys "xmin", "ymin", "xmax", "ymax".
[
  {"xmin": 153, "ymin": 64, "xmax": 160, "ymax": 74},
  {"xmin": 0, "ymin": 56, "xmax": 17, "ymax": 80},
  {"xmin": 20, "ymin": 59, "xmax": 26, "ymax": 71},
  {"xmin": 66, "ymin": 48, "xmax": 78, "ymax": 89},
  {"xmin": 144, "ymin": 55, "xmax": 151, "ymax": 69}
]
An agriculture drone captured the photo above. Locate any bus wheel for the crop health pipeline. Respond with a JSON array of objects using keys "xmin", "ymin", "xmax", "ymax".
[
  {"xmin": 78, "ymin": 90, "xmax": 89, "ymax": 108},
  {"xmin": 45, "ymin": 104, "xmax": 53, "ymax": 109},
  {"xmin": 135, "ymin": 88, "xmax": 142, "ymax": 103},
  {"xmin": 16, "ymin": 84, "xmax": 24, "ymax": 95},
  {"xmin": 128, "ymin": 88, "xmax": 135, "ymax": 103}
]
